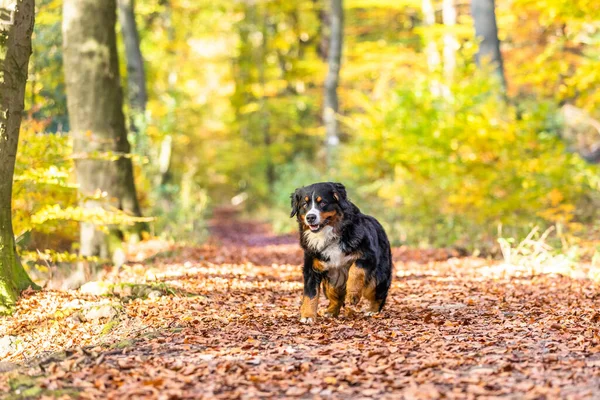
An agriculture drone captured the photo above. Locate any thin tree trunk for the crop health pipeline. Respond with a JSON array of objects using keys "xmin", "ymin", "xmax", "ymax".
[
  {"xmin": 422, "ymin": 0, "xmax": 442, "ymax": 97},
  {"xmin": 471, "ymin": 0, "xmax": 506, "ymax": 90},
  {"xmin": 442, "ymin": 0, "xmax": 457, "ymax": 99},
  {"xmin": 117, "ymin": 0, "xmax": 147, "ymax": 138},
  {"xmin": 0, "ymin": 0, "xmax": 38, "ymax": 314},
  {"xmin": 63, "ymin": 0, "xmax": 146, "ymax": 259},
  {"xmin": 324, "ymin": 0, "xmax": 343, "ymax": 168},
  {"xmin": 259, "ymin": 8, "xmax": 275, "ymax": 190},
  {"xmin": 313, "ymin": 0, "xmax": 329, "ymax": 61},
  {"xmin": 158, "ymin": 0, "xmax": 174, "ymax": 191}
]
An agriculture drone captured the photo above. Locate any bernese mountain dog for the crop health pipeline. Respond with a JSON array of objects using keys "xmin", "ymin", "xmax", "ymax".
[{"xmin": 290, "ymin": 182, "xmax": 393, "ymax": 324}]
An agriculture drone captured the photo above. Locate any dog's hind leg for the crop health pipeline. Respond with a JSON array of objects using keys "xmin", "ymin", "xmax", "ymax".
[
  {"xmin": 363, "ymin": 275, "xmax": 391, "ymax": 316},
  {"xmin": 362, "ymin": 278, "xmax": 382, "ymax": 316}
]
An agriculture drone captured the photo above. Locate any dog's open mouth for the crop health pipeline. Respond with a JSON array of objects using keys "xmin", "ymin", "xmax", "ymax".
[{"xmin": 308, "ymin": 218, "xmax": 331, "ymax": 232}]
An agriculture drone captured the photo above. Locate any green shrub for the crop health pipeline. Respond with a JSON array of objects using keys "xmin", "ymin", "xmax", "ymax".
[{"xmin": 339, "ymin": 75, "xmax": 600, "ymax": 250}]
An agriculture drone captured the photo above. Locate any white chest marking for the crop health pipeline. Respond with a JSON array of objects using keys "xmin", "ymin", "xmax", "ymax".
[
  {"xmin": 304, "ymin": 225, "xmax": 335, "ymax": 251},
  {"xmin": 303, "ymin": 226, "xmax": 355, "ymax": 270}
]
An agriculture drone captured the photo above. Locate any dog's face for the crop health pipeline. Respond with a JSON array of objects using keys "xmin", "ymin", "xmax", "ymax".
[{"xmin": 290, "ymin": 182, "xmax": 347, "ymax": 233}]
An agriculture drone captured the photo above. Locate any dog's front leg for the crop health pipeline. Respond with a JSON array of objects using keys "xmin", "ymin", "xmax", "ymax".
[{"xmin": 300, "ymin": 255, "xmax": 321, "ymax": 324}]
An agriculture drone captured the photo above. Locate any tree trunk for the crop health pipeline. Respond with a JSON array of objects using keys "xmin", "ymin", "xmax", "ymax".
[
  {"xmin": 259, "ymin": 8, "xmax": 275, "ymax": 190},
  {"xmin": 63, "ymin": 0, "xmax": 146, "ymax": 259},
  {"xmin": 422, "ymin": 0, "xmax": 442, "ymax": 97},
  {"xmin": 117, "ymin": 0, "xmax": 147, "ymax": 138},
  {"xmin": 324, "ymin": 0, "xmax": 343, "ymax": 168},
  {"xmin": 313, "ymin": 0, "xmax": 330, "ymax": 61},
  {"xmin": 0, "ymin": 0, "xmax": 38, "ymax": 314},
  {"xmin": 471, "ymin": 0, "xmax": 506, "ymax": 89},
  {"xmin": 442, "ymin": 0, "xmax": 457, "ymax": 99}
]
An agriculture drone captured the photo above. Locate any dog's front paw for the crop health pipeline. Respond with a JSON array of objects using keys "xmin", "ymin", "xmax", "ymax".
[
  {"xmin": 324, "ymin": 311, "xmax": 339, "ymax": 318},
  {"xmin": 300, "ymin": 317, "xmax": 315, "ymax": 324},
  {"xmin": 364, "ymin": 311, "xmax": 379, "ymax": 317}
]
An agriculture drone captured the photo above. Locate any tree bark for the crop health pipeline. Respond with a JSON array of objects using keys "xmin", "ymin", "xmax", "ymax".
[
  {"xmin": 324, "ymin": 0, "xmax": 343, "ymax": 168},
  {"xmin": 313, "ymin": 0, "xmax": 330, "ymax": 61},
  {"xmin": 63, "ymin": 0, "xmax": 146, "ymax": 258},
  {"xmin": 442, "ymin": 0, "xmax": 458, "ymax": 99},
  {"xmin": 0, "ymin": 0, "xmax": 38, "ymax": 314},
  {"xmin": 259, "ymin": 8, "xmax": 275, "ymax": 190},
  {"xmin": 117, "ymin": 0, "xmax": 147, "ymax": 136},
  {"xmin": 471, "ymin": 0, "xmax": 506, "ymax": 89},
  {"xmin": 422, "ymin": 0, "xmax": 442, "ymax": 97}
]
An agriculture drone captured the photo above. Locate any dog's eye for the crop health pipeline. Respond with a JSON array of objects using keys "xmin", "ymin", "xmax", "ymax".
[
  {"xmin": 320, "ymin": 201, "xmax": 327, "ymax": 207},
  {"xmin": 303, "ymin": 203, "xmax": 308, "ymax": 209}
]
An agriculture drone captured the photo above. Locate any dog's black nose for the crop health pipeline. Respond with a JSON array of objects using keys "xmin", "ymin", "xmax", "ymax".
[{"xmin": 306, "ymin": 214, "xmax": 317, "ymax": 224}]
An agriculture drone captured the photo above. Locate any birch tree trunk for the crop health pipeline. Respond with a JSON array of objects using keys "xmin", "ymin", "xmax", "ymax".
[
  {"xmin": 117, "ymin": 0, "xmax": 147, "ymax": 137},
  {"xmin": 0, "ymin": 0, "xmax": 38, "ymax": 314},
  {"xmin": 442, "ymin": 0, "xmax": 457, "ymax": 99},
  {"xmin": 324, "ymin": 0, "xmax": 343, "ymax": 168},
  {"xmin": 471, "ymin": 0, "xmax": 506, "ymax": 90},
  {"xmin": 422, "ymin": 0, "xmax": 442, "ymax": 97},
  {"xmin": 259, "ymin": 8, "xmax": 275, "ymax": 190},
  {"xmin": 313, "ymin": 0, "xmax": 330, "ymax": 61},
  {"xmin": 63, "ymin": 0, "xmax": 146, "ymax": 259}
]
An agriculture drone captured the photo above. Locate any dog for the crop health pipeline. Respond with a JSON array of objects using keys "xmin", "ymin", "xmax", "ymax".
[{"xmin": 290, "ymin": 182, "xmax": 393, "ymax": 323}]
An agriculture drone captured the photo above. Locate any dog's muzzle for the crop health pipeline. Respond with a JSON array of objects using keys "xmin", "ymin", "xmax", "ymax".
[{"xmin": 305, "ymin": 211, "xmax": 321, "ymax": 232}]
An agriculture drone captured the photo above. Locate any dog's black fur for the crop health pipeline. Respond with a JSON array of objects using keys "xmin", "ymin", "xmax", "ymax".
[{"xmin": 290, "ymin": 182, "xmax": 392, "ymax": 322}]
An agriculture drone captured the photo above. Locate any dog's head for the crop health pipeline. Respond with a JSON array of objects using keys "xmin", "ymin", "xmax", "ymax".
[{"xmin": 290, "ymin": 182, "xmax": 348, "ymax": 233}]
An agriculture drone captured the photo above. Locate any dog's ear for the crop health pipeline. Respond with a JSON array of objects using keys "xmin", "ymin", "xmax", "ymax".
[
  {"xmin": 332, "ymin": 182, "xmax": 347, "ymax": 202},
  {"xmin": 290, "ymin": 189, "xmax": 301, "ymax": 218}
]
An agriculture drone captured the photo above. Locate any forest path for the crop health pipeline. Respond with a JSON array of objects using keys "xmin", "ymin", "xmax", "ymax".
[{"xmin": 2, "ymin": 209, "xmax": 600, "ymax": 399}]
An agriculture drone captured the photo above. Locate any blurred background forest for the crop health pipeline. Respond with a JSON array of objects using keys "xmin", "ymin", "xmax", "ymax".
[{"xmin": 12, "ymin": 0, "xmax": 600, "ymax": 275}]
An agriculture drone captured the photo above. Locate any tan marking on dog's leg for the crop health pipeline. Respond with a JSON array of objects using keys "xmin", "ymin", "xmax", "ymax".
[
  {"xmin": 363, "ymin": 278, "xmax": 382, "ymax": 316},
  {"xmin": 300, "ymin": 285, "xmax": 320, "ymax": 324},
  {"xmin": 346, "ymin": 264, "xmax": 365, "ymax": 306},
  {"xmin": 312, "ymin": 259, "xmax": 326, "ymax": 272},
  {"xmin": 323, "ymin": 280, "xmax": 344, "ymax": 318}
]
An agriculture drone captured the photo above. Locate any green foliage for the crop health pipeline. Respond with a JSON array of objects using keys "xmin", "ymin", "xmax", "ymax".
[
  {"xmin": 17, "ymin": 0, "xmax": 600, "ymax": 255},
  {"xmin": 31, "ymin": 205, "xmax": 153, "ymax": 227},
  {"xmin": 149, "ymin": 178, "xmax": 209, "ymax": 241},
  {"xmin": 13, "ymin": 120, "xmax": 155, "ymax": 262},
  {"xmin": 230, "ymin": 0, "xmax": 323, "ymax": 203},
  {"xmin": 20, "ymin": 250, "xmax": 101, "ymax": 277},
  {"xmin": 341, "ymin": 73, "xmax": 600, "ymax": 249},
  {"xmin": 13, "ymin": 120, "xmax": 77, "ymax": 243},
  {"xmin": 28, "ymin": 0, "xmax": 68, "ymax": 132}
]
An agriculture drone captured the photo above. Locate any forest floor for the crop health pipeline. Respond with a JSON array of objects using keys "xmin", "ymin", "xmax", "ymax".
[{"xmin": 2, "ymin": 209, "xmax": 600, "ymax": 399}]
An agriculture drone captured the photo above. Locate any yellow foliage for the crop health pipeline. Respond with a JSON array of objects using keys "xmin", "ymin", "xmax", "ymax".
[
  {"xmin": 13, "ymin": 120, "xmax": 77, "ymax": 239},
  {"xmin": 341, "ymin": 73, "xmax": 600, "ymax": 248}
]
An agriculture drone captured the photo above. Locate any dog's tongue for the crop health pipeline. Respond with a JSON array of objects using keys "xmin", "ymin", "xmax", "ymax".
[{"xmin": 309, "ymin": 224, "xmax": 320, "ymax": 231}]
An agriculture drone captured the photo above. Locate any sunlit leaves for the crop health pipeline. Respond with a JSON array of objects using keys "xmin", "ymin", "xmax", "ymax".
[
  {"xmin": 14, "ymin": 166, "xmax": 77, "ymax": 188},
  {"xmin": 13, "ymin": 121, "xmax": 76, "ymax": 237},
  {"xmin": 31, "ymin": 205, "xmax": 154, "ymax": 227},
  {"xmin": 502, "ymin": 0, "xmax": 600, "ymax": 112},
  {"xmin": 342, "ymin": 74, "xmax": 600, "ymax": 248},
  {"xmin": 347, "ymin": 0, "xmax": 421, "ymax": 9},
  {"xmin": 21, "ymin": 249, "xmax": 100, "ymax": 265}
]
